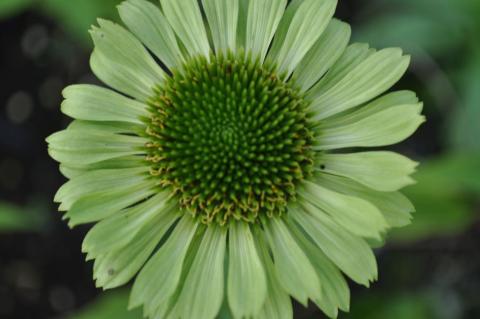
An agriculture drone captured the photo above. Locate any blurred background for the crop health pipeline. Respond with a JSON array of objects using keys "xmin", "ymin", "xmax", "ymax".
[{"xmin": 0, "ymin": 0, "xmax": 479, "ymax": 318}]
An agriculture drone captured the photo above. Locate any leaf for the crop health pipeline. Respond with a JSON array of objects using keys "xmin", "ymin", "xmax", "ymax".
[
  {"xmin": 0, "ymin": 0, "xmax": 32, "ymax": 19},
  {"xmin": 70, "ymin": 290, "xmax": 142, "ymax": 319}
]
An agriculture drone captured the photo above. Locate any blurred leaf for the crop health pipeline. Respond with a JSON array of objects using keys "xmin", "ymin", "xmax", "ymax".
[
  {"xmin": 450, "ymin": 47, "xmax": 480, "ymax": 152},
  {"xmin": 40, "ymin": 0, "xmax": 122, "ymax": 45},
  {"xmin": 70, "ymin": 291, "xmax": 142, "ymax": 319},
  {"xmin": 342, "ymin": 293, "xmax": 435, "ymax": 319},
  {"xmin": 390, "ymin": 153, "xmax": 480, "ymax": 243},
  {"xmin": 0, "ymin": 0, "xmax": 32, "ymax": 19},
  {"xmin": 0, "ymin": 201, "xmax": 46, "ymax": 233}
]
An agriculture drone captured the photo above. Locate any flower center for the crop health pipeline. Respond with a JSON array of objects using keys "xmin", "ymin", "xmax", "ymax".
[{"xmin": 145, "ymin": 51, "xmax": 315, "ymax": 225}]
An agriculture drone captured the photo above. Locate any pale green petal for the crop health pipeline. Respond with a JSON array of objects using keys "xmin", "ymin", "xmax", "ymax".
[
  {"xmin": 82, "ymin": 192, "xmax": 172, "ymax": 260},
  {"xmin": 294, "ymin": 19, "xmax": 351, "ymax": 92},
  {"xmin": 55, "ymin": 167, "xmax": 149, "ymax": 210},
  {"xmin": 321, "ymin": 90, "xmax": 419, "ymax": 129},
  {"xmin": 314, "ymin": 103, "xmax": 425, "ymax": 150},
  {"xmin": 59, "ymin": 156, "xmax": 145, "ymax": 179},
  {"xmin": 160, "ymin": 0, "xmax": 211, "ymax": 57},
  {"xmin": 245, "ymin": 0, "xmax": 287, "ymax": 62},
  {"xmin": 309, "ymin": 43, "xmax": 374, "ymax": 96},
  {"xmin": 64, "ymin": 180, "xmax": 156, "ymax": 226},
  {"xmin": 118, "ymin": 0, "xmax": 183, "ymax": 69},
  {"xmin": 255, "ymin": 229, "xmax": 293, "ymax": 319},
  {"xmin": 228, "ymin": 222, "xmax": 267, "ymax": 319},
  {"xmin": 61, "ymin": 84, "xmax": 148, "ymax": 125},
  {"xmin": 177, "ymin": 225, "xmax": 227, "ymax": 319},
  {"xmin": 290, "ymin": 223, "xmax": 350, "ymax": 318},
  {"xmin": 315, "ymin": 174, "xmax": 414, "ymax": 228},
  {"xmin": 93, "ymin": 206, "xmax": 179, "ymax": 289},
  {"xmin": 264, "ymin": 218, "xmax": 321, "ymax": 306},
  {"xmin": 236, "ymin": 0, "xmax": 249, "ymax": 48},
  {"xmin": 290, "ymin": 202, "xmax": 378, "ymax": 286},
  {"xmin": 130, "ymin": 215, "xmax": 198, "ymax": 312},
  {"xmin": 268, "ymin": 0, "xmax": 337, "ymax": 77},
  {"xmin": 317, "ymin": 152, "xmax": 418, "ymax": 192},
  {"xmin": 309, "ymin": 48, "xmax": 410, "ymax": 120},
  {"xmin": 299, "ymin": 180, "xmax": 388, "ymax": 239},
  {"xmin": 89, "ymin": 20, "xmax": 165, "ymax": 101},
  {"xmin": 47, "ymin": 128, "xmax": 147, "ymax": 166},
  {"xmin": 202, "ymin": 0, "xmax": 239, "ymax": 54}
]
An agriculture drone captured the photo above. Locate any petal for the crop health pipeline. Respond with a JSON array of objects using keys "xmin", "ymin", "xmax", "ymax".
[
  {"xmin": 309, "ymin": 48, "xmax": 410, "ymax": 120},
  {"xmin": 290, "ymin": 223, "xmax": 350, "ymax": 318},
  {"xmin": 89, "ymin": 19, "xmax": 165, "ymax": 101},
  {"xmin": 321, "ymin": 90, "xmax": 419, "ymax": 129},
  {"xmin": 54, "ymin": 167, "xmax": 149, "ymax": 210},
  {"xmin": 61, "ymin": 85, "xmax": 149, "ymax": 124},
  {"xmin": 160, "ymin": 0, "xmax": 211, "ymax": 57},
  {"xmin": 317, "ymin": 151, "xmax": 418, "ymax": 192},
  {"xmin": 93, "ymin": 206, "xmax": 179, "ymax": 289},
  {"xmin": 264, "ymin": 218, "xmax": 321, "ymax": 306},
  {"xmin": 293, "ymin": 19, "xmax": 351, "ymax": 92},
  {"xmin": 244, "ymin": 0, "xmax": 287, "ymax": 62},
  {"xmin": 315, "ymin": 173, "xmax": 414, "ymax": 228},
  {"xmin": 236, "ymin": 0, "xmax": 249, "ymax": 48},
  {"xmin": 130, "ymin": 215, "xmax": 198, "ymax": 312},
  {"xmin": 268, "ymin": 0, "xmax": 337, "ymax": 77},
  {"xmin": 299, "ymin": 180, "xmax": 388, "ymax": 239},
  {"xmin": 59, "ymin": 156, "xmax": 145, "ymax": 179},
  {"xmin": 118, "ymin": 0, "xmax": 184, "ymax": 69},
  {"xmin": 290, "ymin": 202, "xmax": 378, "ymax": 286},
  {"xmin": 202, "ymin": 0, "xmax": 239, "ymax": 54},
  {"xmin": 227, "ymin": 222, "xmax": 267, "ymax": 319},
  {"xmin": 177, "ymin": 225, "xmax": 227, "ymax": 319},
  {"xmin": 47, "ymin": 127, "xmax": 147, "ymax": 166},
  {"xmin": 64, "ymin": 180, "xmax": 156, "ymax": 226},
  {"xmin": 255, "ymin": 230, "xmax": 293, "ymax": 319},
  {"xmin": 82, "ymin": 192, "xmax": 172, "ymax": 260},
  {"xmin": 314, "ymin": 103, "xmax": 425, "ymax": 150}
]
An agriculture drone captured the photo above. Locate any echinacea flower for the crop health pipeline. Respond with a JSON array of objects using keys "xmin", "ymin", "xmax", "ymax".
[{"xmin": 47, "ymin": 0, "xmax": 425, "ymax": 318}]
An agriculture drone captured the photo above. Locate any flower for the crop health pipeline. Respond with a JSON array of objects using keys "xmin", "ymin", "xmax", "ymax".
[{"xmin": 46, "ymin": 0, "xmax": 425, "ymax": 318}]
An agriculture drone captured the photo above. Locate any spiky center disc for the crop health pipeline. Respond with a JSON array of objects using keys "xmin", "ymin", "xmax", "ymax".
[{"xmin": 145, "ymin": 52, "xmax": 315, "ymax": 225}]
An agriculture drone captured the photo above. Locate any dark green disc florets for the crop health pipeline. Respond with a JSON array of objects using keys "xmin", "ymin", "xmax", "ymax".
[{"xmin": 145, "ymin": 51, "xmax": 315, "ymax": 225}]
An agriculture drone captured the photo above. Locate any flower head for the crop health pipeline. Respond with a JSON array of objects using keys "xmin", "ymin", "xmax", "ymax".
[{"xmin": 47, "ymin": 0, "xmax": 425, "ymax": 318}]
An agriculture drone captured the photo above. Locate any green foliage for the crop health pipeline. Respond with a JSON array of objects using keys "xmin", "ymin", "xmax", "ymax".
[
  {"xmin": 0, "ymin": 0, "xmax": 32, "ymax": 19},
  {"xmin": 70, "ymin": 291, "xmax": 142, "ymax": 319},
  {"xmin": 0, "ymin": 201, "xmax": 47, "ymax": 233}
]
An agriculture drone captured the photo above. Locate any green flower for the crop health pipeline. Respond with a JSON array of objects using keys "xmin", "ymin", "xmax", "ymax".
[{"xmin": 47, "ymin": 0, "xmax": 425, "ymax": 318}]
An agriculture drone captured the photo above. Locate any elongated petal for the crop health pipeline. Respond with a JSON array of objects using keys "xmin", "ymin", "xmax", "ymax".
[
  {"xmin": 118, "ymin": 0, "xmax": 183, "ymax": 69},
  {"xmin": 290, "ymin": 203, "xmax": 378, "ymax": 286},
  {"xmin": 315, "ymin": 174, "xmax": 414, "ymax": 228},
  {"xmin": 59, "ymin": 156, "xmax": 145, "ymax": 179},
  {"xmin": 93, "ymin": 207, "xmax": 179, "ymax": 289},
  {"xmin": 202, "ymin": 0, "xmax": 239, "ymax": 54},
  {"xmin": 61, "ymin": 85, "xmax": 149, "ymax": 124},
  {"xmin": 294, "ymin": 19, "xmax": 351, "ymax": 92},
  {"xmin": 64, "ymin": 180, "xmax": 156, "ymax": 226},
  {"xmin": 228, "ymin": 222, "xmax": 267, "ymax": 318},
  {"xmin": 177, "ymin": 226, "xmax": 227, "ymax": 319},
  {"xmin": 55, "ymin": 167, "xmax": 149, "ymax": 210},
  {"xmin": 290, "ymin": 223, "xmax": 350, "ymax": 318},
  {"xmin": 82, "ymin": 192, "xmax": 172, "ymax": 259},
  {"xmin": 236, "ymin": 0, "xmax": 249, "ymax": 48},
  {"xmin": 130, "ymin": 216, "xmax": 198, "ymax": 312},
  {"xmin": 321, "ymin": 90, "xmax": 419, "ymax": 129},
  {"xmin": 314, "ymin": 103, "xmax": 425, "ymax": 150},
  {"xmin": 89, "ymin": 20, "xmax": 165, "ymax": 101},
  {"xmin": 268, "ymin": 0, "xmax": 337, "ymax": 77},
  {"xmin": 245, "ymin": 0, "xmax": 287, "ymax": 62},
  {"xmin": 160, "ymin": 0, "xmax": 210, "ymax": 57},
  {"xmin": 255, "ymin": 230, "xmax": 293, "ymax": 319},
  {"xmin": 264, "ymin": 218, "xmax": 321, "ymax": 306},
  {"xmin": 299, "ymin": 180, "xmax": 388, "ymax": 239},
  {"xmin": 318, "ymin": 152, "xmax": 418, "ymax": 192},
  {"xmin": 47, "ymin": 129, "xmax": 147, "ymax": 166},
  {"xmin": 309, "ymin": 48, "xmax": 410, "ymax": 120}
]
